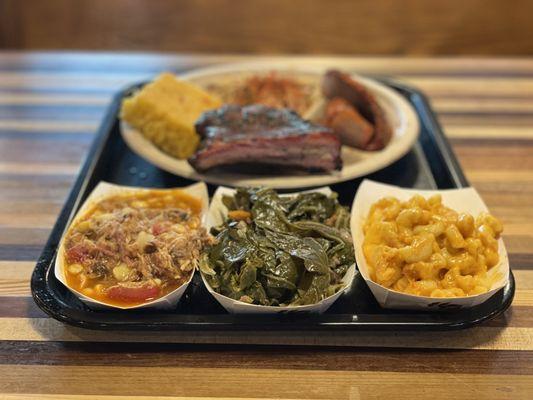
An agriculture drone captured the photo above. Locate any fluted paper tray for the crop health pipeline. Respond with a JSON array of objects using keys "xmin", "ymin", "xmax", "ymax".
[
  {"xmin": 201, "ymin": 186, "xmax": 356, "ymax": 314},
  {"xmin": 351, "ymin": 179, "xmax": 509, "ymax": 310},
  {"xmin": 54, "ymin": 181, "xmax": 209, "ymax": 310}
]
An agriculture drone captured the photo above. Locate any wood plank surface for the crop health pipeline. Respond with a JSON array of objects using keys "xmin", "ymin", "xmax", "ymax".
[
  {"xmin": 2, "ymin": 0, "xmax": 533, "ymax": 56},
  {"xmin": 0, "ymin": 52, "xmax": 532, "ymax": 399},
  {"xmin": 1, "ymin": 364, "xmax": 531, "ymax": 399}
]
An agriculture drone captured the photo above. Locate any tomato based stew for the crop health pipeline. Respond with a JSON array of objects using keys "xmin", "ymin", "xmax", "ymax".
[{"xmin": 63, "ymin": 190, "xmax": 212, "ymax": 306}]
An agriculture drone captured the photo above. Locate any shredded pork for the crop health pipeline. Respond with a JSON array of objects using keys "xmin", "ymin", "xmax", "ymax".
[{"xmin": 64, "ymin": 197, "xmax": 212, "ymax": 295}]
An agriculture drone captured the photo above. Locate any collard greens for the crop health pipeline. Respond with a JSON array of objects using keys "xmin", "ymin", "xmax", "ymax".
[{"xmin": 200, "ymin": 188, "xmax": 355, "ymax": 306}]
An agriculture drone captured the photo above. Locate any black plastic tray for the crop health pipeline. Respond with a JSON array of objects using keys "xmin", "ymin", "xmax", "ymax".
[{"xmin": 31, "ymin": 79, "xmax": 515, "ymax": 331}]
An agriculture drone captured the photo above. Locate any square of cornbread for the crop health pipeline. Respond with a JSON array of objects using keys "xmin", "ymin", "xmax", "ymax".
[{"xmin": 121, "ymin": 73, "xmax": 221, "ymax": 159}]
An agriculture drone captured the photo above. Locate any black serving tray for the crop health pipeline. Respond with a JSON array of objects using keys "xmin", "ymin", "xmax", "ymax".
[{"xmin": 31, "ymin": 78, "xmax": 515, "ymax": 331}]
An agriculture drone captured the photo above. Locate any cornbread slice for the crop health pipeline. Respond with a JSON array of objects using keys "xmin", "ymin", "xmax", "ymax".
[{"xmin": 120, "ymin": 73, "xmax": 221, "ymax": 159}]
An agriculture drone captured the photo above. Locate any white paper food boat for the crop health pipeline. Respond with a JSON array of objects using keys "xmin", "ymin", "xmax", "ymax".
[
  {"xmin": 202, "ymin": 186, "xmax": 356, "ymax": 314},
  {"xmin": 351, "ymin": 179, "xmax": 510, "ymax": 310},
  {"xmin": 55, "ymin": 181, "xmax": 209, "ymax": 310}
]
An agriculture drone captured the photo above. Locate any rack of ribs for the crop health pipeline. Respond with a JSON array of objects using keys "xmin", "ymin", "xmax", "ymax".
[{"xmin": 189, "ymin": 104, "xmax": 342, "ymax": 173}]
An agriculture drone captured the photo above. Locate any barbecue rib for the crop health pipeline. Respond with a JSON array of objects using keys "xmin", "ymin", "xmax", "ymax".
[{"xmin": 189, "ymin": 105, "xmax": 342, "ymax": 173}]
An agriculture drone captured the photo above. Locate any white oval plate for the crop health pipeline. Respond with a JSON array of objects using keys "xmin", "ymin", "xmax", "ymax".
[{"xmin": 121, "ymin": 61, "xmax": 420, "ymax": 189}]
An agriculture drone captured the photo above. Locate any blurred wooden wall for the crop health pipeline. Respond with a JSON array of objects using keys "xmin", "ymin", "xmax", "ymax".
[{"xmin": 1, "ymin": 0, "xmax": 531, "ymax": 55}]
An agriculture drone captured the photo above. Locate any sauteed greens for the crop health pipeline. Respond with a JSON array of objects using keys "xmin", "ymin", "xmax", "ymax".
[{"xmin": 200, "ymin": 188, "xmax": 355, "ymax": 306}]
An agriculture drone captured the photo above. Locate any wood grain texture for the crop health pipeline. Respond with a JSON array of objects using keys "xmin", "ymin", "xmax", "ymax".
[
  {"xmin": 0, "ymin": 365, "xmax": 532, "ymax": 399},
  {"xmin": 1, "ymin": 0, "xmax": 533, "ymax": 56},
  {"xmin": 1, "ymin": 341, "xmax": 532, "ymax": 374},
  {"xmin": 0, "ymin": 52, "xmax": 533, "ymax": 398}
]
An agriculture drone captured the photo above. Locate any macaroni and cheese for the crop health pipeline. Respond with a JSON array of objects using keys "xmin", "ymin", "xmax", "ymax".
[{"xmin": 362, "ymin": 194, "xmax": 503, "ymax": 298}]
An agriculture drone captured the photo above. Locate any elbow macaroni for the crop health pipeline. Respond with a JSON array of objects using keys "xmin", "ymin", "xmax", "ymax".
[{"xmin": 362, "ymin": 194, "xmax": 503, "ymax": 298}]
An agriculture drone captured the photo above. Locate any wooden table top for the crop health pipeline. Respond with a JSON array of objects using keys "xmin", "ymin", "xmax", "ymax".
[{"xmin": 0, "ymin": 52, "xmax": 532, "ymax": 399}]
